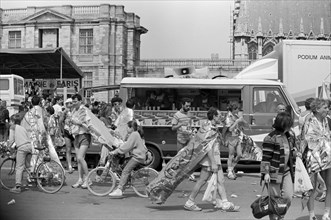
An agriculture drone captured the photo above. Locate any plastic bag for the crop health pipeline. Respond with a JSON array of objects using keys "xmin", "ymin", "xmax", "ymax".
[
  {"xmin": 294, "ymin": 157, "xmax": 313, "ymax": 194},
  {"xmin": 202, "ymin": 173, "xmax": 217, "ymax": 202}
]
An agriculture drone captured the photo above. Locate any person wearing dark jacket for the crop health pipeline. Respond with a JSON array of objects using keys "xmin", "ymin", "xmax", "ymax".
[{"xmin": 261, "ymin": 112, "xmax": 297, "ymax": 220}]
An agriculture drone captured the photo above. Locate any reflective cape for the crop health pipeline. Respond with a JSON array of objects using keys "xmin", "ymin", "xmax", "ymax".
[{"xmin": 146, "ymin": 121, "xmax": 219, "ymax": 204}]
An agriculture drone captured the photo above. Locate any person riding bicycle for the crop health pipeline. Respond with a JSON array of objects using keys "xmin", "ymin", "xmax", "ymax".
[
  {"xmin": 109, "ymin": 120, "xmax": 147, "ymax": 197},
  {"xmin": 7, "ymin": 113, "xmax": 33, "ymax": 193}
]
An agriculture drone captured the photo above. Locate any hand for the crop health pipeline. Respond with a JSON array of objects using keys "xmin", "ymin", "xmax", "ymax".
[
  {"xmin": 71, "ymin": 118, "xmax": 81, "ymax": 125},
  {"xmin": 109, "ymin": 151, "xmax": 116, "ymax": 156},
  {"xmin": 211, "ymin": 164, "xmax": 218, "ymax": 173},
  {"xmin": 296, "ymin": 152, "xmax": 302, "ymax": 159},
  {"xmin": 264, "ymin": 173, "xmax": 270, "ymax": 183}
]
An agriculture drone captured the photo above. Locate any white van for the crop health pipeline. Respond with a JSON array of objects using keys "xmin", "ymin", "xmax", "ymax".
[
  {"xmin": 0, "ymin": 74, "xmax": 25, "ymax": 115},
  {"xmin": 119, "ymin": 77, "xmax": 300, "ymax": 170}
]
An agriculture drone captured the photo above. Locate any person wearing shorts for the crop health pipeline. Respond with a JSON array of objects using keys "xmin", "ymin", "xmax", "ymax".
[{"xmin": 70, "ymin": 94, "xmax": 92, "ymax": 189}]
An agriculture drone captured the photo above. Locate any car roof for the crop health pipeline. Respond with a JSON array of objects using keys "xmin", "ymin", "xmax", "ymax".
[{"xmin": 120, "ymin": 77, "xmax": 284, "ymax": 89}]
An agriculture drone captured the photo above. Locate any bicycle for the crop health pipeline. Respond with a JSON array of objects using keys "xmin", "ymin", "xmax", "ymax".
[
  {"xmin": 87, "ymin": 153, "xmax": 158, "ymax": 197},
  {"xmin": 0, "ymin": 142, "xmax": 65, "ymax": 194}
]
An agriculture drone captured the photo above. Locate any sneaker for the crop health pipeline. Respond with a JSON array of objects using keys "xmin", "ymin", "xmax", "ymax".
[
  {"xmin": 322, "ymin": 214, "xmax": 330, "ymax": 220},
  {"xmin": 189, "ymin": 174, "xmax": 196, "ymax": 182},
  {"xmin": 71, "ymin": 180, "xmax": 83, "ymax": 188},
  {"xmin": 227, "ymin": 171, "xmax": 236, "ymax": 180},
  {"xmin": 184, "ymin": 203, "xmax": 202, "ymax": 211},
  {"xmin": 81, "ymin": 179, "xmax": 92, "ymax": 189},
  {"xmin": 10, "ymin": 186, "xmax": 21, "ymax": 194},
  {"xmin": 109, "ymin": 188, "xmax": 123, "ymax": 197}
]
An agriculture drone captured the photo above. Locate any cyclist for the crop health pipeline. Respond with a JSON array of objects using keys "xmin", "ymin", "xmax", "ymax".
[
  {"xmin": 109, "ymin": 120, "xmax": 147, "ymax": 197},
  {"xmin": 7, "ymin": 113, "xmax": 33, "ymax": 193}
]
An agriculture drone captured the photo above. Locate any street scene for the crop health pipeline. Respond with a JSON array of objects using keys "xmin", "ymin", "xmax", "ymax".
[
  {"xmin": 0, "ymin": 0, "xmax": 331, "ymax": 220},
  {"xmin": 0, "ymin": 170, "xmax": 326, "ymax": 220}
]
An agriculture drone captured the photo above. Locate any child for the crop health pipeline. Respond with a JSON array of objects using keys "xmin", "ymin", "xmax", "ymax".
[
  {"xmin": 7, "ymin": 113, "xmax": 33, "ymax": 193},
  {"xmin": 109, "ymin": 120, "xmax": 147, "ymax": 197}
]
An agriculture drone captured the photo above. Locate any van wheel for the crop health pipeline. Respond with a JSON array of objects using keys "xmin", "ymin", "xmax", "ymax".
[{"xmin": 146, "ymin": 146, "xmax": 162, "ymax": 171}]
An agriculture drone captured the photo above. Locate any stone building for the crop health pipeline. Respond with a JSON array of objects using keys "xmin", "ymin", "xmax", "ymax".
[
  {"xmin": 232, "ymin": 0, "xmax": 331, "ymax": 60},
  {"xmin": 0, "ymin": 4, "xmax": 147, "ymax": 102}
]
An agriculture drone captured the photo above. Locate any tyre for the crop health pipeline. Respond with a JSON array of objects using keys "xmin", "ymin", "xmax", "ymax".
[
  {"xmin": 86, "ymin": 166, "xmax": 116, "ymax": 196},
  {"xmin": 146, "ymin": 146, "xmax": 162, "ymax": 171},
  {"xmin": 132, "ymin": 167, "xmax": 158, "ymax": 198},
  {"xmin": 36, "ymin": 160, "xmax": 65, "ymax": 194},
  {"xmin": 0, "ymin": 158, "xmax": 16, "ymax": 190}
]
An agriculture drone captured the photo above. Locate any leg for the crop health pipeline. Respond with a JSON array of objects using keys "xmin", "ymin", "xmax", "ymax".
[
  {"xmin": 99, "ymin": 145, "xmax": 109, "ymax": 166},
  {"xmin": 11, "ymin": 144, "xmax": 32, "ymax": 193},
  {"xmin": 64, "ymin": 136, "xmax": 73, "ymax": 173},
  {"xmin": 76, "ymin": 144, "xmax": 89, "ymax": 188},
  {"xmin": 233, "ymin": 138, "xmax": 242, "ymax": 167},
  {"xmin": 109, "ymin": 158, "xmax": 140, "ymax": 197},
  {"xmin": 227, "ymin": 138, "xmax": 236, "ymax": 179},
  {"xmin": 321, "ymin": 169, "xmax": 331, "ymax": 220},
  {"xmin": 308, "ymin": 173, "xmax": 319, "ymax": 220},
  {"xmin": 216, "ymin": 167, "xmax": 227, "ymax": 201},
  {"xmin": 118, "ymin": 158, "xmax": 140, "ymax": 190},
  {"xmin": 268, "ymin": 181, "xmax": 282, "ymax": 220},
  {"xmin": 184, "ymin": 166, "xmax": 210, "ymax": 211}
]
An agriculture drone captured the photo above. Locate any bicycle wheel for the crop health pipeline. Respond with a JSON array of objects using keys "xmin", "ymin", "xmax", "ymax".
[
  {"xmin": 0, "ymin": 158, "xmax": 16, "ymax": 190},
  {"xmin": 132, "ymin": 167, "xmax": 158, "ymax": 198},
  {"xmin": 36, "ymin": 160, "xmax": 65, "ymax": 194},
  {"xmin": 87, "ymin": 166, "xmax": 116, "ymax": 196}
]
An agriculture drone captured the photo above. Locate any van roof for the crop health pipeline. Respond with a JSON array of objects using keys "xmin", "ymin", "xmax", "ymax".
[{"xmin": 120, "ymin": 77, "xmax": 284, "ymax": 89}]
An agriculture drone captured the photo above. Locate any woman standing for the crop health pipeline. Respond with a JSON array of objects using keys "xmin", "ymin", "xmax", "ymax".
[
  {"xmin": 303, "ymin": 98, "xmax": 331, "ymax": 220},
  {"xmin": 261, "ymin": 112, "xmax": 297, "ymax": 220}
]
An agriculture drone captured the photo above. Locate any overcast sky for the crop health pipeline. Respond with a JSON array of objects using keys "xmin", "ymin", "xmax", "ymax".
[{"xmin": 0, "ymin": 0, "xmax": 233, "ymax": 59}]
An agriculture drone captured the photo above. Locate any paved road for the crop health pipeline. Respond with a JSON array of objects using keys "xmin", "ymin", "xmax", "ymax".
[{"xmin": 0, "ymin": 170, "xmax": 325, "ymax": 220}]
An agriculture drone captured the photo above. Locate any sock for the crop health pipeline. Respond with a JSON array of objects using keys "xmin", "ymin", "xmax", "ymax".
[{"xmin": 186, "ymin": 199, "xmax": 194, "ymax": 205}]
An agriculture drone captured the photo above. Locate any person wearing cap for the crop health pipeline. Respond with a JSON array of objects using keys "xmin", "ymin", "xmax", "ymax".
[
  {"xmin": 59, "ymin": 98, "xmax": 75, "ymax": 174},
  {"xmin": 110, "ymin": 97, "xmax": 123, "ymax": 129}
]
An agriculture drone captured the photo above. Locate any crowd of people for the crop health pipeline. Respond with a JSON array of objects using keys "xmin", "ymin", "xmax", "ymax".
[{"xmin": 0, "ymin": 94, "xmax": 330, "ymax": 220}]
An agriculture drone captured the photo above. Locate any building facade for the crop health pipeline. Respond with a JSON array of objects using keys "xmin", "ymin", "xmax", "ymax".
[
  {"xmin": 232, "ymin": 0, "xmax": 331, "ymax": 60},
  {"xmin": 0, "ymin": 4, "xmax": 147, "ymax": 102}
]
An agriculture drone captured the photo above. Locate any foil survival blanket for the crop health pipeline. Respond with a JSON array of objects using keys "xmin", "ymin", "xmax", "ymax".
[{"xmin": 146, "ymin": 125, "xmax": 219, "ymax": 204}]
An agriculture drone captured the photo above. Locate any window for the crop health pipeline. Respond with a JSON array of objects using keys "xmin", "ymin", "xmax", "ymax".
[
  {"xmin": 0, "ymin": 79, "xmax": 9, "ymax": 90},
  {"xmin": 253, "ymin": 88, "xmax": 285, "ymax": 113},
  {"xmin": 79, "ymin": 29, "xmax": 93, "ymax": 54},
  {"xmin": 83, "ymin": 72, "xmax": 93, "ymax": 97},
  {"xmin": 8, "ymin": 31, "xmax": 21, "ymax": 49},
  {"xmin": 14, "ymin": 78, "xmax": 24, "ymax": 95},
  {"xmin": 248, "ymin": 47, "xmax": 257, "ymax": 60}
]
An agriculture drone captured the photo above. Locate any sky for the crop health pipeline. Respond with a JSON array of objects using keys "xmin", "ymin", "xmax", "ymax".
[{"xmin": 0, "ymin": 0, "xmax": 233, "ymax": 59}]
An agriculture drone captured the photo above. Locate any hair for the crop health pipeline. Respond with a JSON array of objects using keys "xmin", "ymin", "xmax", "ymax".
[
  {"xmin": 46, "ymin": 106, "xmax": 55, "ymax": 115},
  {"xmin": 207, "ymin": 107, "xmax": 218, "ymax": 120},
  {"xmin": 273, "ymin": 112, "xmax": 293, "ymax": 132},
  {"xmin": 10, "ymin": 113, "xmax": 22, "ymax": 125},
  {"xmin": 127, "ymin": 120, "xmax": 144, "ymax": 138},
  {"xmin": 72, "ymin": 94, "xmax": 82, "ymax": 101},
  {"xmin": 31, "ymin": 95, "xmax": 41, "ymax": 106},
  {"xmin": 126, "ymin": 98, "xmax": 135, "ymax": 109},
  {"xmin": 310, "ymin": 98, "xmax": 328, "ymax": 114},
  {"xmin": 227, "ymin": 103, "xmax": 239, "ymax": 112},
  {"xmin": 305, "ymin": 98, "xmax": 315, "ymax": 110},
  {"xmin": 111, "ymin": 97, "xmax": 122, "ymax": 104},
  {"xmin": 181, "ymin": 97, "xmax": 191, "ymax": 105},
  {"xmin": 54, "ymin": 96, "xmax": 62, "ymax": 103}
]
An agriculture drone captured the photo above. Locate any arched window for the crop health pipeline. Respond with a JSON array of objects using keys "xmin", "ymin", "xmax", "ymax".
[
  {"xmin": 262, "ymin": 45, "xmax": 274, "ymax": 56},
  {"xmin": 248, "ymin": 46, "xmax": 257, "ymax": 60}
]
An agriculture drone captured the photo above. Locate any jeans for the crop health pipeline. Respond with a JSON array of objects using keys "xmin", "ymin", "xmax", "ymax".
[
  {"xmin": 118, "ymin": 158, "xmax": 140, "ymax": 190},
  {"xmin": 268, "ymin": 171, "xmax": 293, "ymax": 220},
  {"xmin": 16, "ymin": 143, "xmax": 33, "ymax": 186}
]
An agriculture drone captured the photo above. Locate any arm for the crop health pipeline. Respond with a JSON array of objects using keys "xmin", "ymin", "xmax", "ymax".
[
  {"xmin": 112, "ymin": 132, "xmax": 137, "ymax": 155},
  {"xmin": 171, "ymin": 114, "xmax": 182, "ymax": 131},
  {"xmin": 7, "ymin": 125, "xmax": 16, "ymax": 150},
  {"xmin": 207, "ymin": 144, "xmax": 217, "ymax": 173}
]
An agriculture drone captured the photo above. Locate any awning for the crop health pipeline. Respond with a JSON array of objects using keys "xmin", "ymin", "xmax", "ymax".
[
  {"xmin": 83, "ymin": 85, "xmax": 120, "ymax": 93},
  {"xmin": 0, "ymin": 47, "xmax": 83, "ymax": 79}
]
